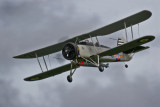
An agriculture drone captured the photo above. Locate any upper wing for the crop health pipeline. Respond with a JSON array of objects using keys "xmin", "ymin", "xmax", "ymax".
[
  {"xmin": 14, "ymin": 10, "xmax": 151, "ymax": 58},
  {"xmin": 14, "ymin": 41, "xmax": 67, "ymax": 58},
  {"xmin": 78, "ymin": 10, "xmax": 151, "ymax": 39},
  {"xmin": 24, "ymin": 63, "xmax": 79, "ymax": 81},
  {"xmin": 99, "ymin": 35, "xmax": 155, "ymax": 57}
]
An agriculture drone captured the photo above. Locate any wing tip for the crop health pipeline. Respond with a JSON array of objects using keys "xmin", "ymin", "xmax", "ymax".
[
  {"xmin": 13, "ymin": 55, "xmax": 36, "ymax": 59},
  {"xmin": 24, "ymin": 77, "xmax": 32, "ymax": 81},
  {"xmin": 143, "ymin": 10, "xmax": 152, "ymax": 13},
  {"xmin": 24, "ymin": 78, "xmax": 29, "ymax": 81},
  {"xmin": 13, "ymin": 56, "xmax": 19, "ymax": 59},
  {"xmin": 13, "ymin": 56, "xmax": 26, "ymax": 59},
  {"xmin": 138, "ymin": 35, "xmax": 155, "ymax": 44},
  {"xmin": 24, "ymin": 76, "xmax": 41, "ymax": 81},
  {"xmin": 141, "ymin": 10, "xmax": 152, "ymax": 19},
  {"xmin": 147, "ymin": 35, "xmax": 155, "ymax": 40}
]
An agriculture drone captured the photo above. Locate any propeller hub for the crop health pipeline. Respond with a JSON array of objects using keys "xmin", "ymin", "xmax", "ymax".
[{"xmin": 62, "ymin": 42, "xmax": 79, "ymax": 60}]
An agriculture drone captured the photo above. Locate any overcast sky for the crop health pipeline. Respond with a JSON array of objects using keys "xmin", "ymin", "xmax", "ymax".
[{"xmin": 0, "ymin": 0, "xmax": 160, "ymax": 107}]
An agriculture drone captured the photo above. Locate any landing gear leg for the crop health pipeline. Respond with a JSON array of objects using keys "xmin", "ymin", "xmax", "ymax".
[{"xmin": 67, "ymin": 62, "xmax": 77, "ymax": 83}]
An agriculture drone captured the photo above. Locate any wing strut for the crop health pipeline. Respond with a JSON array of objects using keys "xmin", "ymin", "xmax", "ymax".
[
  {"xmin": 96, "ymin": 36, "xmax": 100, "ymax": 46},
  {"xmin": 48, "ymin": 55, "xmax": 52, "ymax": 68},
  {"xmin": 124, "ymin": 21, "xmax": 128, "ymax": 42},
  {"xmin": 131, "ymin": 24, "xmax": 134, "ymax": 40},
  {"xmin": 89, "ymin": 35, "xmax": 100, "ymax": 66},
  {"xmin": 35, "ymin": 53, "xmax": 43, "ymax": 72},
  {"xmin": 43, "ymin": 56, "xmax": 48, "ymax": 71}
]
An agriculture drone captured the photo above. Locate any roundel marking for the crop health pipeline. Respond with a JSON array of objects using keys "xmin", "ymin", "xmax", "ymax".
[
  {"xmin": 139, "ymin": 38, "xmax": 150, "ymax": 43},
  {"xmin": 30, "ymin": 77, "xmax": 39, "ymax": 81}
]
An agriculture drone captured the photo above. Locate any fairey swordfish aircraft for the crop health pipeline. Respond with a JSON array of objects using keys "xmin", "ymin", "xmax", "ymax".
[{"xmin": 14, "ymin": 10, "xmax": 155, "ymax": 83}]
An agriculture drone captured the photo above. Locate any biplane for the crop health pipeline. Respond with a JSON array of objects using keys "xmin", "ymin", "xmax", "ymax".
[{"xmin": 13, "ymin": 10, "xmax": 155, "ymax": 82}]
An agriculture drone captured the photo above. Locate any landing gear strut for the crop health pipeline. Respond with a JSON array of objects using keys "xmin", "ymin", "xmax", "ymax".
[{"xmin": 67, "ymin": 62, "xmax": 77, "ymax": 83}]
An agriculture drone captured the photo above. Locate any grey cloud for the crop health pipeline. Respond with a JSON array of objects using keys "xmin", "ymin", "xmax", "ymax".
[
  {"xmin": 57, "ymin": 74, "xmax": 160, "ymax": 107},
  {"xmin": 34, "ymin": 63, "xmax": 160, "ymax": 107},
  {"xmin": 0, "ymin": 79, "xmax": 23, "ymax": 107},
  {"xmin": 0, "ymin": 0, "xmax": 100, "ymax": 64}
]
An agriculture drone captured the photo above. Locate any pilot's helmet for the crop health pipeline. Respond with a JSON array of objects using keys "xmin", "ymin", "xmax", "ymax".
[
  {"xmin": 85, "ymin": 40, "xmax": 89, "ymax": 42},
  {"xmin": 95, "ymin": 42, "xmax": 99, "ymax": 46}
]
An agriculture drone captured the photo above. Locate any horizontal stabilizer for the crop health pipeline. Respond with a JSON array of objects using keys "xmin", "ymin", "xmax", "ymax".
[
  {"xmin": 24, "ymin": 63, "xmax": 79, "ymax": 81},
  {"xmin": 99, "ymin": 35, "xmax": 155, "ymax": 57}
]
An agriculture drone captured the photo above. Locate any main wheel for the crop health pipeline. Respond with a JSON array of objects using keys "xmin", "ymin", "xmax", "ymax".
[
  {"xmin": 99, "ymin": 65, "xmax": 104, "ymax": 72},
  {"xmin": 67, "ymin": 75, "xmax": 72, "ymax": 83}
]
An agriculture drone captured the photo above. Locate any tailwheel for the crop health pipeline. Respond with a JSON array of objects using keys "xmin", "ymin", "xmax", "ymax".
[
  {"xmin": 67, "ymin": 75, "xmax": 72, "ymax": 83},
  {"xmin": 125, "ymin": 64, "xmax": 128, "ymax": 68},
  {"xmin": 98, "ymin": 65, "xmax": 104, "ymax": 72},
  {"xmin": 105, "ymin": 63, "xmax": 109, "ymax": 68}
]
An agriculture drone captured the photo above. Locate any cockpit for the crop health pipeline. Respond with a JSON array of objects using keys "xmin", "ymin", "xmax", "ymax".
[{"xmin": 78, "ymin": 40, "xmax": 109, "ymax": 48}]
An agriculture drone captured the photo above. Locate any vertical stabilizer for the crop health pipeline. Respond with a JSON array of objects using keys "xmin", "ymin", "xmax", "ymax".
[{"xmin": 117, "ymin": 37, "xmax": 127, "ymax": 46}]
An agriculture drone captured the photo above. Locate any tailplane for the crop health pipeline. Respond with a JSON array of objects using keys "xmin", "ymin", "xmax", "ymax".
[{"xmin": 117, "ymin": 37, "xmax": 127, "ymax": 46}]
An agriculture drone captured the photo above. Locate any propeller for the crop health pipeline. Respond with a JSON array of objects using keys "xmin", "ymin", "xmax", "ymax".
[{"xmin": 62, "ymin": 42, "xmax": 78, "ymax": 60}]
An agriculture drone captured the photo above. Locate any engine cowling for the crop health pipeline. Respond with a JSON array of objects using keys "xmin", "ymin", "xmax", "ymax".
[{"xmin": 62, "ymin": 42, "xmax": 79, "ymax": 60}]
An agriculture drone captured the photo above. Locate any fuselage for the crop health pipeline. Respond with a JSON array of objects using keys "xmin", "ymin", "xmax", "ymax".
[{"xmin": 77, "ymin": 41, "xmax": 132, "ymax": 63}]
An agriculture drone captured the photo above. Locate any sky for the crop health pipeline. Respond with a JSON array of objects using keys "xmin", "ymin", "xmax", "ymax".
[{"xmin": 0, "ymin": 0, "xmax": 160, "ymax": 107}]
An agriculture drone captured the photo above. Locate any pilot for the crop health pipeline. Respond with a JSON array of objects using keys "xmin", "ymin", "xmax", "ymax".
[
  {"xmin": 85, "ymin": 40, "xmax": 89, "ymax": 43},
  {"xmin": 95, "ymin": 42, "xmax": 99, "ymax": 46}
]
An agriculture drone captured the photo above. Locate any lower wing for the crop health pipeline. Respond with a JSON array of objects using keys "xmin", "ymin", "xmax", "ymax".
[
  {"xmin": 99, "ymin": 35, "xmax": 155, "ymax": 57},
  {"xmin": 24, "ymin": 63, "xmax": 79, "ymax": 81}
]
